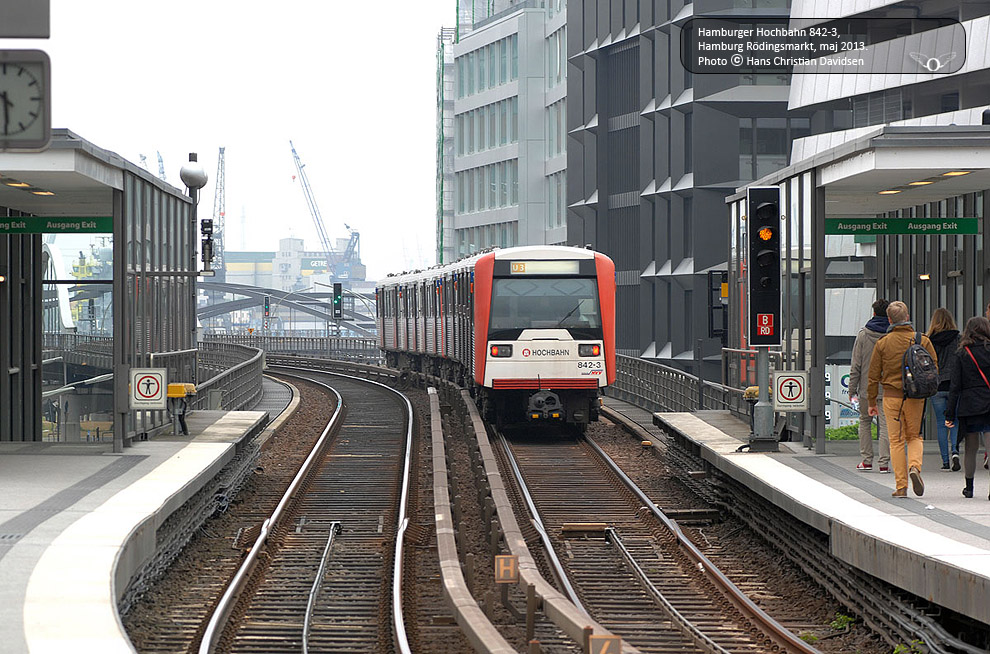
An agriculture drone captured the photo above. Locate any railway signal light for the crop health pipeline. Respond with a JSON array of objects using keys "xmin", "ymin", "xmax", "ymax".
[
  {"xmin": 263, "ymin": 295, "xmax": 271, "ymax": 317},
  {"xmin": 747, "ymin": 186, "xmax": 781, "ymax": 347},
  {"xmin": 332, "ymin": 283, "xmax": 343, "ymax": 319}
]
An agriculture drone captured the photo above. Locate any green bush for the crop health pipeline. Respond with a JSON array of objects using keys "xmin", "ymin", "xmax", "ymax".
[{"xmin": 826, "ymin": 423, "xmax": 877, "ymax": 440}]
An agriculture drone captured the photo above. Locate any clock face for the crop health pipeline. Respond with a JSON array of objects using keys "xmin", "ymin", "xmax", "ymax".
[
  {"xmin": 0, "ymin": 50, "xmax": 50, "ymax": 150},
  {"xmin": 0, "ymin": 61, "xmax": 43, "ymax": 137}
]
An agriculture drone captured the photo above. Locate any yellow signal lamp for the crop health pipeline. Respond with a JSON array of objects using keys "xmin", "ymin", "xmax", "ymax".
[{"xmin": 758, "ymin": 226, "xmax": 774, "ymax": 241}]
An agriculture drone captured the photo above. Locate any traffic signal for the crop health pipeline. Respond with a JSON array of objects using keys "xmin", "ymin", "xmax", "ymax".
[
  {"xmin": 263, "ymin": 295, "xmax": 271, "ymax": 317},
  {"xmin": 332, "ymin": 283, "xmax": 343, "ymax": 319},
  {"xmin": 747, "ymin": 186, "xmax": 781, "ymax": 347}
]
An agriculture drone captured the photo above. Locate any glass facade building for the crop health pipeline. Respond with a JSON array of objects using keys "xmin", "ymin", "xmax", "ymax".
[{"xmin": 440, "ymin": 0, "xmax": 570, "ymax": 262}]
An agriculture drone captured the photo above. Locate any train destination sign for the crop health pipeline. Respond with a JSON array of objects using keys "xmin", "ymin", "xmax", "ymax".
[
  {"xmin": 0, "ymin": 216, "xmax": 112, "ymax": 234},
  {"xmin": 825, "ymin": 218, "xmax": 979, "ymax": 235}
]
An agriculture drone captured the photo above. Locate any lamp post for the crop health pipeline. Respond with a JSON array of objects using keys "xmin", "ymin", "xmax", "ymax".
[{"xmin": 180, "ymin": 153, "xmax": 208, "ymax": 358}]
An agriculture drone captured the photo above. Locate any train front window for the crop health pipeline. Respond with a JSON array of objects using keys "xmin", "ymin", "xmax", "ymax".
[{"xmin": 489, "ymin": 277, "xmax": 601, "ymax": 337}]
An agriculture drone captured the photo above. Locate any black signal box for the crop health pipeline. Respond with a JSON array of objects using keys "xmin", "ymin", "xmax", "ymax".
[{"xmin": 747, "ymin": 186, "xmax": 781, "ymax": 347}]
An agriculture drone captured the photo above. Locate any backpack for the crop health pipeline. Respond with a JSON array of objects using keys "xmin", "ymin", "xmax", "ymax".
[{"xmin": 902, "ymin": 332, "xmax": 939, "ymax": 398}]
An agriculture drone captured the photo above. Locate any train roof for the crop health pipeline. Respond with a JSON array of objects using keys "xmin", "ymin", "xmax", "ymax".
[{"xmin": 377, "ymin": 245, "xmax": 608, "ymax": 288}]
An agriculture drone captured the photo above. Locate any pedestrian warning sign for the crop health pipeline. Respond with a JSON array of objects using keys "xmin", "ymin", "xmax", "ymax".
[
  {"xmin": 130, "ymin": 368, "xmax": 167, "ymax": 410},
  {"xmin": 773, "ymin": 371, "xmax": 808, "ymax": 412}
]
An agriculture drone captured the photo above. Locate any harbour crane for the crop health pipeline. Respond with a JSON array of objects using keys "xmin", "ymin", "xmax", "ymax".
[
  {"xmin": 211, "ymin": 147, "xmax": 226, "ymax": 279},
  {"xmin": 289, "ymin": 141, "xmax": 347, "ymax": 279},
  {"xmin": 156, "ymin": 151, "xmax": 167, "ymax": 182}
]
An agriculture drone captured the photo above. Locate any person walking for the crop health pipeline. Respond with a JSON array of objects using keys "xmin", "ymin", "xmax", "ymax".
[
  {"xmin": 867, "ymin": 301, "xmax": 937, "ymax": 497},
  {"xmin": 945, "ymin": 317, "xmax": 990, "ymax": 499},
  {"xmin": 849, "ymin": 298, "xmax": 891, "ymax": 472},
  {"xmin": 927, "ymin": 308, "xmax": 961, "ymax": 471}
]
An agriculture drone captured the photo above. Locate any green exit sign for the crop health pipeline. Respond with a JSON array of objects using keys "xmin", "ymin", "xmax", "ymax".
[
  {"xmin": 0, "ymin": 216, "xmax": 112, "ymax": 234},
  {"xmin": 826, "ymin": 218, "xmax": 980, "ymax": 235}
]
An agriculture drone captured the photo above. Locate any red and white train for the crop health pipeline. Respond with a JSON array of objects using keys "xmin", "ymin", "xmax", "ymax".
[{"xmin": 377, "ymin": 245, "xmax": 615, "ymax": 428}]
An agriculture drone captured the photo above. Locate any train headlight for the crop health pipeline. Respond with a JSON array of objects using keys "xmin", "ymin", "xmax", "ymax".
[
  {"xmin": 578, "ymin": 344, "xmax": 601, "ymax": 357},
  {"xmin": 490, "ymin": 344, "xmax": 513, "ymax": 357}
]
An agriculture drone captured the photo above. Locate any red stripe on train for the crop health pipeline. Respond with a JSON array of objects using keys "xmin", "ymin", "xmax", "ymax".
[{"xmin": 492, "ymin": 378, "xmax": 600, "ymax": 389}]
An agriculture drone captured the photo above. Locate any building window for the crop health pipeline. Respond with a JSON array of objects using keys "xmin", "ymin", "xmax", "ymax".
[
  {"xmin": 468, "ymin": 52, "xmax": 475, "ymax": 95},
  {"xmin": 510, "ymin": 34, "xmax": 518, "ymax": 80},
  {"xmin": 479, "ymin": 47, "xmax": 487, "ymax": 93},
  {"xmin": 684, "ymin": 113, "xmax": 693, "ymax": 173},
  {"xmin": 510, "ymin": 160, "xmax": 519, "ymax": 205},
  {"xmin": 500, "ymin": 39, "xmax": 508, "ymax": 84},
  {"xmin": 510, "ymin": 97, "xmax": 519, "ymax": 142}
]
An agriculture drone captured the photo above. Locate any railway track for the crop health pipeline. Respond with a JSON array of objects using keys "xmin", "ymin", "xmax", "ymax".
[
  {"xmin": 200, "ymin": 368, "xmax": 413, "ymax": 653},
  {"xmin": 496, "ymin": 428, "xmax": 820, "ymax": 654}
]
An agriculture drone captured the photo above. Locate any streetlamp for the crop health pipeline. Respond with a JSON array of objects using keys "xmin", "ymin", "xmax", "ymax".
[{"xmin": 180, "ymin": 153, "xmax": 208, "ymax": 353}]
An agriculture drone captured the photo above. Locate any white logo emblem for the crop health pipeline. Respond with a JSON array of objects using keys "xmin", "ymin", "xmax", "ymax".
[{"xmin": 909, "ymin": 52, "xmax": 957, "ymax": 72}]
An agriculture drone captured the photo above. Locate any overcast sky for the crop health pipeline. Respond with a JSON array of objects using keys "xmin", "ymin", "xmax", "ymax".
[{"xmin": 8, "ymin": 0, "xmax": 453, "ymax": 280}]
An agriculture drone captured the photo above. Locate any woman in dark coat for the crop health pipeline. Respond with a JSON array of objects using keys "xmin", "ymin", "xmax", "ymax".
[
  {"xmin": 945, "ymin": 317, "xmax": 990, "ymax": 498},
  {"xmin": 928, "ymin": 308, "xmax": 961, "ymax": 470}
]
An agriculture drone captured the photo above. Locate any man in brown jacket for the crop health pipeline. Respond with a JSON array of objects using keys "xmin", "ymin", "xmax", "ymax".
[{"xmin": 867, "ymin": 301, "xmax": 937, "ymax": 497}]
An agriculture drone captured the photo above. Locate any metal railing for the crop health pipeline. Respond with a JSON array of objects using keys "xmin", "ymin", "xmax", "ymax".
[
  {"xmin": 43, "ymin": 333, "xmax": 114, "ymax": 351},
  {"xmin": 203, "ymin": 334, "xmax": 381, "ymax": 363},
  {"xmin": 609, "ymin": 354, "xmax": 750, "ymax": 419},
  {"xmin": 193, "ymin": 341, "xmax": 265, "ymax": 411}
]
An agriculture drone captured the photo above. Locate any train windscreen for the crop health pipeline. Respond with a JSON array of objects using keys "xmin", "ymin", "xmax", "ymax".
[{"xmin": 489, "ymin": 277, "xmax": 601, "ymax": 338}]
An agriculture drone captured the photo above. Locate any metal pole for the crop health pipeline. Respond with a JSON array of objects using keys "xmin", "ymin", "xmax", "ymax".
[
  {"xmin": 112, "ymin": 188, "xmax": 127, "ymax": 453},
  {"xmin": 696, "ymin": 338, "xmax": 704, "ymax": 410},
  {"xmin": 750, "ymin": 347, "xmax": 777, "ymax": 451}
]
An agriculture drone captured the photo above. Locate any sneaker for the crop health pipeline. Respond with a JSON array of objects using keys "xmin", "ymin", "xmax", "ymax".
[
  {"xmin": 951, "ymin": 453, "xmax": 961, "ymax": 472},
  {"xmin": 984, "ymin": 452, "xmax": 988, "ymax": 470},
  {"xmin": 878, "ymin": 467, "xmax": 890, "ymax": 473},
  {"xmin": 856, "ymin": 461, "xmax": 873, "ymax": 471},
  {"xmin": 891, "ymin": 488, "xmax": 907, "ymax": 498},
  {"xmin": 909, "ymin": 466, "xmax": 925, "ymax": 496},
  {"xmin": 941, "ymin": 462, "xmax": 951, "ymax": 470},
  {"xmin": 963, "ymin": 487, "xmax": 974, "ymax": 498}
]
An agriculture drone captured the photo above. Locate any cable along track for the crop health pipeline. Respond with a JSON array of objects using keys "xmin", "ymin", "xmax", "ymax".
[
  {"xmin": 200, "ymin": 369, "xmax": 413, "ymax": 654},
  {"xmin": 496, "ymin": 429, "xmax": 821, "ymax": 654}
]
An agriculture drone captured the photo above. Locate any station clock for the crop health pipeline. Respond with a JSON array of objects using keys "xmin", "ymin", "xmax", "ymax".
[{"xmin": 0, "ymin": 50, "xmax": 51, "ymax": 151}]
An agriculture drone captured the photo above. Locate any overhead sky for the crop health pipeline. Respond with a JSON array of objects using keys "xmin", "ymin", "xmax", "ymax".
[{"xmin": 6, "ymin": 0, "xmax": 453, "ymax": 281}]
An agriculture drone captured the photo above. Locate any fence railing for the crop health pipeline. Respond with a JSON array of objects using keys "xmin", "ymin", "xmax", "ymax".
[
  {"xmin": 193, "ymin": 341, "xmax": 265, "ymax": 411},
  {"xmin": 202, "ymin": 334, "xmax": 381, "ymax": 363},
  {"xmin": 609, "ymin": 354, "xmax": 750, "ymax": 419}
]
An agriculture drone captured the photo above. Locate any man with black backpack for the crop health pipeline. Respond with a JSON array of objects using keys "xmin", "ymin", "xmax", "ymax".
[{"xmin": 867, "ymin": 301, "xmax": 938, "ymax": 498}]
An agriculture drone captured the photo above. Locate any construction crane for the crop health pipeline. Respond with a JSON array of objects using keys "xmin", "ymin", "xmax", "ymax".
[
  {"xmin": 211, "ymin": 147, "xmax": 226, "ymax": 279},
  {"xmin": 290, "ymin": 141, "xmax": 343, "ymax": 279},
  {"xmin": 342, "ymin": 223, "xmax": 360, "ymax": 271},
  {"xmin": 156, "ymin": 151, "xmax": 167, "ymax": 182}
]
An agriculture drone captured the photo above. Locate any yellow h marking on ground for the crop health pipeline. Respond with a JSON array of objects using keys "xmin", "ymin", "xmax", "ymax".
[{"xmin": 494, "ymin": 555, "xmax": 519, "ymax": 584}]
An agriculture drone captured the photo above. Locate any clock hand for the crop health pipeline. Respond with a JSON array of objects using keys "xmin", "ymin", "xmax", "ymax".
[{"xmin": 0, "ymin": 91, "xmax": 10, "ymax": 135}]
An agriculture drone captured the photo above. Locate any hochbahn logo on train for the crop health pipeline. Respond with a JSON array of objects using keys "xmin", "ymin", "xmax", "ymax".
[{"xmin": 521, "ymin": 347, "xmax": 571, "ymax": 357}]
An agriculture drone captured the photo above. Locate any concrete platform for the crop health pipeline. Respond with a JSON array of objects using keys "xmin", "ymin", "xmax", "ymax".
[
  {"xmin": 600, "ymin": 397, "xmax": 990, "ymax": 627},
  {"xmin": 0, "ymin": 410, "xmax": 270, "ymax": 654}
]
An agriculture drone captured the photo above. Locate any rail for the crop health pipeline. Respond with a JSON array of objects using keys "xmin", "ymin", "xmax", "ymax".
[
  {"xmin": 198, "ymin": 381, "xmax": 344, "ymax": 654},
  {"xmin": 584, "ymin": 434, "xmax": 821, "ymax": 654},
  {"xmin": 203, "ymin": 334, "xmax": 381, "ymax": 363}
]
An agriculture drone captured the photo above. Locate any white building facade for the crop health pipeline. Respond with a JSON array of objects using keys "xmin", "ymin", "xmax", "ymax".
[{"xmin": 446, "ymin": 0, "xmax": 569, "ymax": 261}]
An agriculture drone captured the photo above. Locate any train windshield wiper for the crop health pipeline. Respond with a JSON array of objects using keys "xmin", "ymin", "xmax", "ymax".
[{"xmin": 555, "ymin": 303, "xmax": 581, "ymax": 328}]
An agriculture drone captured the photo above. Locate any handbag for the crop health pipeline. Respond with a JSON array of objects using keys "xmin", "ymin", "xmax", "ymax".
[
  {"xmin": 965, "ymin": 346, "xmax": 990, "ymax": 390},
  {"xmin": 964, "ymin": 346, "xmax": 990, "ymax": 418}
]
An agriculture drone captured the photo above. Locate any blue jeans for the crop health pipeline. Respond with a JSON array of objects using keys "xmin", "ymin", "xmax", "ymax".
[{"xmin": 929, "ymin": 390, "xmax": 958, "ymax": 464}]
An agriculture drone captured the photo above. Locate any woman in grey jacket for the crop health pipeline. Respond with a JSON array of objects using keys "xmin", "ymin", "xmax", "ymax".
[{"xmin": 848, "ymin": 299, "xmax": 890, "ymax": 472}]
